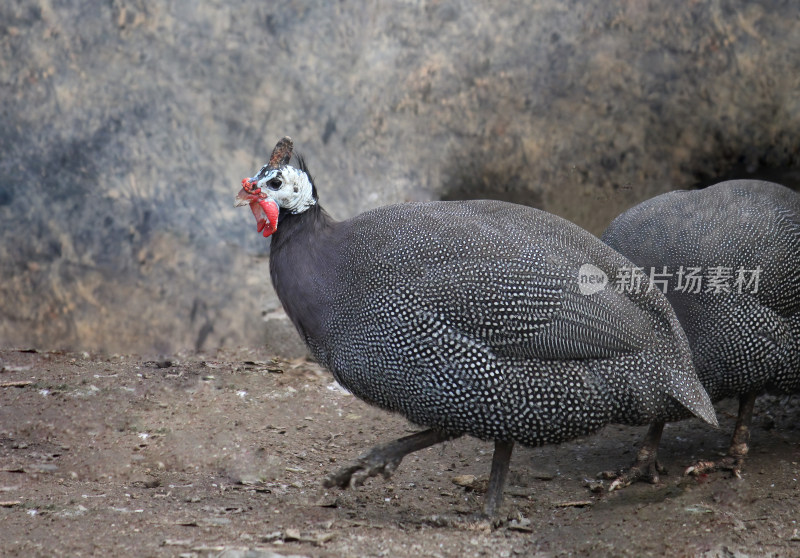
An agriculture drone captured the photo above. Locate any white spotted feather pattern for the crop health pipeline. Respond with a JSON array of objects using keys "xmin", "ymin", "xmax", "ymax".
[
  {"xmin": 268, "ymin": 182, "xmax": 718, "ymax": 447},
  {"xmin": 603, "ymin": 180, "xmax": 800, "ymax": 403}
]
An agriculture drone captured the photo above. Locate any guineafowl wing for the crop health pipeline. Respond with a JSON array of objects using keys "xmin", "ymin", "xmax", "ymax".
[
  {"xmin": 602, "ymin": 180, "xmax": 800, "ymax": 318},
  {"xmin": 398, "ymin": 255, "xmax": 654, "ymax": 360},
  {"xmin": 342, "ymin": 200, "xmax": 661, "ymax": 362}
]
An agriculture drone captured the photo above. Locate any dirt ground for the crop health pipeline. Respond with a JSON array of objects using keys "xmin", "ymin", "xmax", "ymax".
[{"xmin": 1, "ymin": 347, "xmax": 799, "ymax": 557}]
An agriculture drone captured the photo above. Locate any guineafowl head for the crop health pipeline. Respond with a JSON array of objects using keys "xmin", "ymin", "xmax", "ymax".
[{"xmin": 234, "ymin": 136, "xmax": 317, "ymax": 237}]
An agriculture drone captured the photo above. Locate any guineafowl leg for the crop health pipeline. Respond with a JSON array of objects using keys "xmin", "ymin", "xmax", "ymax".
[
  {"xmin": 599, "ymin": 422, "xmax": 666, "ymax": 491},
  {"xmin": 323, "ymin": 429, "xmax": 458, "ymax": 489},
  {"xmin": 685, "ymin": 391, "xmax": 757, "ymax": 478},
  {"xmin": 483, "ymin": 440, "xmax": 514, "ymax": 517}
]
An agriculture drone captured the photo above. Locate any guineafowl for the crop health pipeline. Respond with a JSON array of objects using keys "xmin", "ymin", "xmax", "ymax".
[
  {"xmin": 602, "ymin": 180, "xmax": 800, "ymax": 485},
  {"xmin": 235, "ymin": 137, "xmax": 717, "ymax": 516}
]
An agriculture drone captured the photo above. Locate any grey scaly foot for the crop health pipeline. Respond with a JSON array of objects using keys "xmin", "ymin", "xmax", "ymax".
[
  {"xmin": 684, "ymin": 453, "xmax": 745, "ymax": 479},
  {"xmin": 598, "ymin": 422, "xmax": 665, "ymax": 491},
  {"xmin": 323, "ymin": 429, "xmax": 456, "ymax": 488},
  {"xmin": 686, "ymin": 392, "xmax": 756, "ymax": 479},
  {"xmin": 599, "ymin": 457, "xmax": 667, "ymax": 490}
]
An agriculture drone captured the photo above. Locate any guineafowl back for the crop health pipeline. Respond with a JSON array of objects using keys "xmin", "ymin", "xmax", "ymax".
[
  {"xmin": 602, "ymin": 180, "xmax": 800, "ymax": 401},
  {"xmin": 270, "ymin": 198, "xmax": 716, "ymax": 446}
]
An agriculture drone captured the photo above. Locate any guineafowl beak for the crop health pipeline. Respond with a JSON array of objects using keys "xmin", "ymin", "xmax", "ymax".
[
  {"xmin": 234, "ymin": 187, "xmax": 256, "ymax": 207},
  {"xmin": 235, "ymin": 180, "xmax": 280, "ymax": 237},
  {"xmin": 234, "ymin": 191, "xmax": 250, "ymax": 207}
]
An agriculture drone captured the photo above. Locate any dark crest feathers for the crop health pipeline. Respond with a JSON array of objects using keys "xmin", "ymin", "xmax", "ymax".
[{"xmin": 268, "ymin": 136, "xmax": 294, "ymax": 168}]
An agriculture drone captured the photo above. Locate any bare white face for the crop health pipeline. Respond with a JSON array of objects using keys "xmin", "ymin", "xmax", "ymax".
[
  {"xmin": 253, "ymin": 165, "xmax": 316, "ymax": 215},
  {"xmin": 235, "ymin": 136, "xmax": 314, "ymax": 238}
]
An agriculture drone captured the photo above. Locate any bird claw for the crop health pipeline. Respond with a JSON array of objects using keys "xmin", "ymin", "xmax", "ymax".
[
  {"xmin": 323, "ymin": 429, "xmax": 455, "ymax": 491},
  {"xmin": 598, "ymin": 460, "xmax": 666, "ymax": 492},
  {"xmin": 424, "ymin": 513, "xmax": 497, "ymax": 531},
  {"xmin": 323, "ymin": 452, "xmax": 401, "ymax": 489},
  {"xmin": 684, "ymin": 456, "xmax": 743, "ymax": 479}
]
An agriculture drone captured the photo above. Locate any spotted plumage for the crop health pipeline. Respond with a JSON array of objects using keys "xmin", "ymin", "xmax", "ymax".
[
  {"xmin": 602, "ymin": 179, "xmax": 800, "ymax": 479},
  {"xmin": 236, "ymin": 137, "xmax": 717, "ymax": 515}
]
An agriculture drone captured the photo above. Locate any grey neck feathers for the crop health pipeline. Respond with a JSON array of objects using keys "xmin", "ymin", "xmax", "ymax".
[{"xmin": 269, "ymin": 204, "xmax": 338, "ymax": 346}]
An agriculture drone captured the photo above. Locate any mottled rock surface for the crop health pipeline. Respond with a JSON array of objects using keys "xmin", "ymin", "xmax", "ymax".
[{"xmin": 1, "ymin": 1, "xmax": 798, "ymax": 354}]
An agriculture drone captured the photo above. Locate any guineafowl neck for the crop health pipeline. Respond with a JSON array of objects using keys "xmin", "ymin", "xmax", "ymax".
[{"xmin": 268, "ymin": 204, "xmax": 339, "ymax": 350}]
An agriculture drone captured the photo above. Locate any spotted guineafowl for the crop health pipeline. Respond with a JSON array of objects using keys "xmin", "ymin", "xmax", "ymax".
[
  {"xmin": 602, "ymin": 180, "xmax": 800, "ymax": 485},
  {"xmin": 235, "ymin": 137, "xmax": 717, "ymax": 516}
]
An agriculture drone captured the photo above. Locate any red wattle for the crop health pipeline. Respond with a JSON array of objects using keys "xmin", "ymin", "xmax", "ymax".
[
  {"xmin": 249, "ymin": 201, "xmax": 267, "ymax": 233},
  {"xmin": 260, "ymin": 199, "xmax": 280, "ymax": 237}
]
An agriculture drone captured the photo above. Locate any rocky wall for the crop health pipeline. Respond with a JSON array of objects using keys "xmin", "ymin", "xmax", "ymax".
[{"xmin": 1, "ymin": 1, "xmax": 797, "ymax": 355}]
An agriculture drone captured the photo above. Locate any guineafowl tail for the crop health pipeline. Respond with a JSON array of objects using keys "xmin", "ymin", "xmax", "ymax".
[{"xmin": 666, "ymin": 372, "xmax": 718, "ymax": 427}]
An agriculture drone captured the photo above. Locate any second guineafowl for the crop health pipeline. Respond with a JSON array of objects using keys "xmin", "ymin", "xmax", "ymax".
[
  {"xmin": 603, "ymin": 180, "xmax": 800, "ymax": 484},
  {"xmin": 235, "ymin": 137, "xmax": 717, "ymax": 516}
]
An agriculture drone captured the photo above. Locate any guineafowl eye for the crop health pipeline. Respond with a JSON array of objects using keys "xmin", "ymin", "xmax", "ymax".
[{"xmin": 267, "ymin": 177, "xmax": 282, "ymax": 190}]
